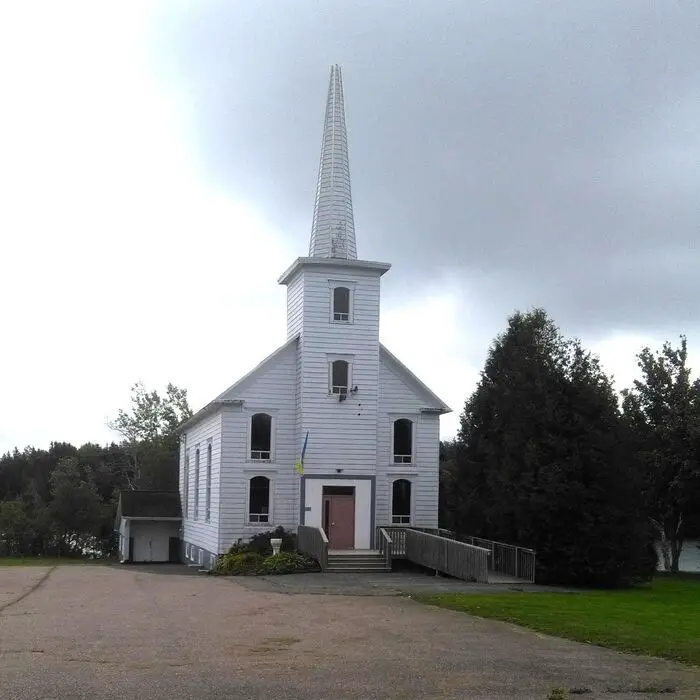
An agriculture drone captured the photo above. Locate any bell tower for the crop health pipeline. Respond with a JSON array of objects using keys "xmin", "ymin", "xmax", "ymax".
[{"xmin": 278, "ymin": 66, "xmax": 390, "ymax": 474}]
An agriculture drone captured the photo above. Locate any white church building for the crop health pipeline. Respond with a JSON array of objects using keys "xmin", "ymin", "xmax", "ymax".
[{"xmin": 177, "ymin": 65, "xmax": 451, "ymax": 568}]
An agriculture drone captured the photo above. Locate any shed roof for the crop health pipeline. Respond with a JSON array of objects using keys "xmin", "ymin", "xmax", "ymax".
[{"xmin": 117, "ymin": 491, "xmax": 182, "ymax": 519}]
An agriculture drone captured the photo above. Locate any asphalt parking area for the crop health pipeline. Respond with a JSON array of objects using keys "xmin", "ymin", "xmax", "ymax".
[{"xmin": 1, "ymin": 565, "xmax": 699, "ymax": 699}]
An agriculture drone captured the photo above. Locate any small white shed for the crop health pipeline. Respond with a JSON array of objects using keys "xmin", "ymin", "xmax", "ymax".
[{"xmin": 115, "ymin": 491, "xmax": 182, "ymax": 563}]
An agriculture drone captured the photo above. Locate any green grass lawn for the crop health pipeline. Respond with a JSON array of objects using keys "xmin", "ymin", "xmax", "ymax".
[
  {"xmin": 0, "ymin": 557, "xmax": 110, "ymax": 566},
  {"xmin": 416, "ymin": 574, "xmax": 700, "ymax": 666}
]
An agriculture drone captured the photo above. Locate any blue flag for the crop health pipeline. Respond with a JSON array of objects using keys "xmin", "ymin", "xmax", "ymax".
[{"xmin": 296, "ymin": 431, "xmax": 309, "ymax": 474}]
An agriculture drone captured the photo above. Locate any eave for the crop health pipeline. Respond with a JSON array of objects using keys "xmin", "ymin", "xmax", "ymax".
[
  {"xmin": 278, "ymin": 257, "xmax": 391, "ymax": 285},
  {"xmin": 175, "ymin": 399, "xmax": 243, "ymax": 435}
]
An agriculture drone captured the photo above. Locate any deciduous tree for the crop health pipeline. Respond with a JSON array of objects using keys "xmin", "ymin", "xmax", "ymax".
[
  {"xmin": 622, "ymin": 337, "xmax": 700, "ymax": 572},
  {"xmin": 108, "ymin": 382, "xmax": 192, "ymax": 490}
]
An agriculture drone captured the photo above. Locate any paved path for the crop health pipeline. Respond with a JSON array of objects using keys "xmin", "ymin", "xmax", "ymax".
[
  {"xmin": 233, "ymin": 570, "xmax": 575, "ymax": 595},
  {"xmin": 1, "ymin": 565, "xmax": 699, "ymax": 699}
]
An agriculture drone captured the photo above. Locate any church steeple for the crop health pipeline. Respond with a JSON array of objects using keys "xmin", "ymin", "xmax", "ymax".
[{"xmin": 309, "ymin": 65, "xmax": 357, "ymax": 260}]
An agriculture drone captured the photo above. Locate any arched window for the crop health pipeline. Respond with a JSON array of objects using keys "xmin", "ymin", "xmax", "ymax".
[
  {"xmin": 250, "ymin": 413, "xmax": 272, "ymax": 460},
  {"xmin": 330, "ymin": 360, "xmax": 349, "ymax": 394},
  {"xmin": 393, "ymin": 419, "xmax": 413, "ymax": 463},
  {"xmin": 392, "ymin": 479, "xmax": 411, "ymax": 524},
  {"xmin": 249, "ymin": 476, "xmax": 270, "ymax": 523},
  {"xmin": 193, "ymin": 447, "xmax": 200, "ymax": 519},
  {"xmin": 333, "ymin": 286, "xmax": 351, "ymax": 322}
]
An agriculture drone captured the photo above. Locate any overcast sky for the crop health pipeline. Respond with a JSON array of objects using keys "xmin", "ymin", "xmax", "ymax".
[{"xmin": 1, "ymin": 1, "xmax": 698, "ymax": 454}]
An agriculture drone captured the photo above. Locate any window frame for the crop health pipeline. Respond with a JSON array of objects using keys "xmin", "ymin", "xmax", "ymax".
[
  {"xmin": 247, "ymin": 475, "xmax": 272, "ymax": 525},
  {"xmin": 327, "ymin": 354, "xmax": 354, "ymax": 396},
  {"xmin": 248, "ymin": 412, "xmax": 276, "ymax": 462},
  {"xmin": 193, "ymin": 446, "xmax": 200, "ymax": 520},
  {"xmin": 328, "ymin": 280, "xmax": 356, "ymax": 324},
  {"xmin": 391, "ymin": 478, "xmax": 413, "ymax": 525},
  {"xmin": 389, "ymin": 414, "xmax": 419, "ymax": 465},
  {"xmin": 332, "ymin": 286, "xmax": 351, "ymax": 322},
  {"xmin": 183, "ymin": 448, "xmax": 190, "ymax": 519},
  {"xmin": 205, "ymin": 440, "xmax": 212, "ymax": 522},
  {"xmin": 392, "ymin": 418, "xmax": 414, "ymax": 464}
]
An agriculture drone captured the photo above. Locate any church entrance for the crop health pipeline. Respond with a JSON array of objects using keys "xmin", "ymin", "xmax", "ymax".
[{"xmin": 322, "ymin": 486, "xmax": 355, "ymax": 550}]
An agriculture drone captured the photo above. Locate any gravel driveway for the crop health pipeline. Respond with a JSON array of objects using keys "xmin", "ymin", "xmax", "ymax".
[{"xmin": 1, "ymin": 565, "xmax": 699, "ymax": 699}]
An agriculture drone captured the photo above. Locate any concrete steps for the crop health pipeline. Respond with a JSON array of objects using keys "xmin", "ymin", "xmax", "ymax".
[{"xmin": 326, "ymin": 551, "xmax": 390, "ymax": 573}]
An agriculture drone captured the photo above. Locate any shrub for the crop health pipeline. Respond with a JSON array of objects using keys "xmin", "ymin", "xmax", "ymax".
[
  {"xmin": 212, "ymin": 552, "xmax": 264, "ymax": 576},
  {"xmin": 246, "ymin": 527, "xmax": 296, "ymax": 556},
  {"xmin": 257, "ymin": 552, "xmax": 320, "ymax": 575},
  {"xmin": 227, "ymin": 539, "xmax": 249, "ymax": 555}
]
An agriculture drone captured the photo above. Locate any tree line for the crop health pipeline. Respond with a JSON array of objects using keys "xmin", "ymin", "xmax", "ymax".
[
  {"xmin": 0, "ymin": 383, "xmax": 192, "ymax": 558},
  {"xmin": 2, "ymin": 310, "xmax": 698, "ymax": 586},
  {"xmin": 439, "ymin": 309, "xmax": 700, "ymax": 586}
]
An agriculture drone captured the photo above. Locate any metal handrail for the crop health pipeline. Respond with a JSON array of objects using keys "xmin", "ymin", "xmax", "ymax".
[
  {"xmin": 443, "ymin": 530, "xmax": 535, "ymax": 554},
  {"xmin": 455, "ymin": 534, "xmax": 536, "ymax": 582},
  {"xmin": 376, "ymin": 526, "xmax": 537, "ymax": 582}
]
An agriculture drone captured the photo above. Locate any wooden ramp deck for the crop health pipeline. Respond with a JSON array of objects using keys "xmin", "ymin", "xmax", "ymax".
[
  {"xmin": 298, "ymin": 525, "xmax": 536, "ymax": 584},
  {"xmin": 377, "ymin": 527, "xmax": 536, "ymax": 585}
]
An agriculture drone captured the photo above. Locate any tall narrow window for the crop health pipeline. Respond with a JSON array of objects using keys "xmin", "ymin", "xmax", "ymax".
[
  {"xmin": 205, "ymin": 441, "xmax": 212, "ymax": 522},
  {"xmin": 333, "ymin": 286, "xmax": 351, "ymax": 321},
  {"xmin": 250, "ymin": 413, "xmax": 272, "ymax": 460},
  {"xmin": 193, "ymin": 447, "xmax": 200, "ymax": 519},
  {"xmin": 330, "ymin": 360, "xmax": 349, "ymax": 394},
  {"xmin": 392, "ymin": 479, "xmax": 411, "ymax": 524},
  {"xmin": 393, "ymin": 419, "xmax": 413, "ymax": 463},
  {"xmin": 249, "ymin": 476, "xmax": 270, "ymax": 523},
  {"xmin": 183, "ymin": 449, "xmax": 190, "ymax": 518}
]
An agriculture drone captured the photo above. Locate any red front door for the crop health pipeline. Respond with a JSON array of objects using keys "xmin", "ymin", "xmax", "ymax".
[{"xmin": 324, "ymin": 492, "xmax": 355, "ymax": 550}]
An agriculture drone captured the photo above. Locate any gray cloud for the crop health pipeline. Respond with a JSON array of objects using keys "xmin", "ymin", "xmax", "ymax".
[{"xmin": 152, "ymin": 0, "xmax": 700, "ymax": 341}]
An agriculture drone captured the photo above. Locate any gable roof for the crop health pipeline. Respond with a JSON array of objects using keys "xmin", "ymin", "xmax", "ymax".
[
  {"xmin": 214, "ymin": 335, "xmax": 298, "ymax": 401},
  {"xmin": 116, "ymin": 491, "xmax": 181, "ymax": 520},
  {"xmin": 175, "ymin": 335, "xmax": 299, "ymax": 435},
  {"xmin": 380, "ymin": 344, "xmax": 452, "ymax": 414}
]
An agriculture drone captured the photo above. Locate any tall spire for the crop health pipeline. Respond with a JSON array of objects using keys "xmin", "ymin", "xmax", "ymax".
[{"xmin": 309, "ymin": 65, "xmax": 357, "ymax": 260}]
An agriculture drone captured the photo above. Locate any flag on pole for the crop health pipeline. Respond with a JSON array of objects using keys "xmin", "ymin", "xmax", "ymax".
[{"xmin": 295, "ymin": 431, "xmax": 309, "ymax": 474}]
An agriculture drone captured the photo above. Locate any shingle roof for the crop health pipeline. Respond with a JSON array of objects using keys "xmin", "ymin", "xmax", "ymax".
[
  {"xmin": 309, "ymin": 64, "xmax": 357, "ymax": 260},
  {"xmin": 117, "ymin": 491, "xmax": 182, "ymax": 519}
]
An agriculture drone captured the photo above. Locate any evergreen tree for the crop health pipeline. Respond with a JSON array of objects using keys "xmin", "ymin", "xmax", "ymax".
[
  {"xmin": 453, "ymin": 309, "xmax": 655, "ymax": 586},
  {"xmin": 49, "ymin": 457, "xmax": 104, "ymax": 555},
  {"xmin": 438, "ymin": 440, "xmax": 459, "ymax": 531}
]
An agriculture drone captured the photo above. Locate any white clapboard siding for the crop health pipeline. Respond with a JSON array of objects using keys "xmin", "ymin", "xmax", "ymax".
[
  {"xmin": 376, "ymin": 356, "xmax": 441, "ymax": 528},
  {"xmin": 180, "ymin": 410, "xmax": 223, "ymax": 555},
  {"xmin": 179, "ymin": 255, "xmax": 447, "ymax": 553},
  {"xmin": 293, "ymin": 265, "xmax": 382, "ymax": 474},
  {"xmin": 286, "ymin": 272, "xmax": 305, "ymax": 339},
  {"xmin": 218, "ymin": 338, "xmax": 299, "ymax": 552}
]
